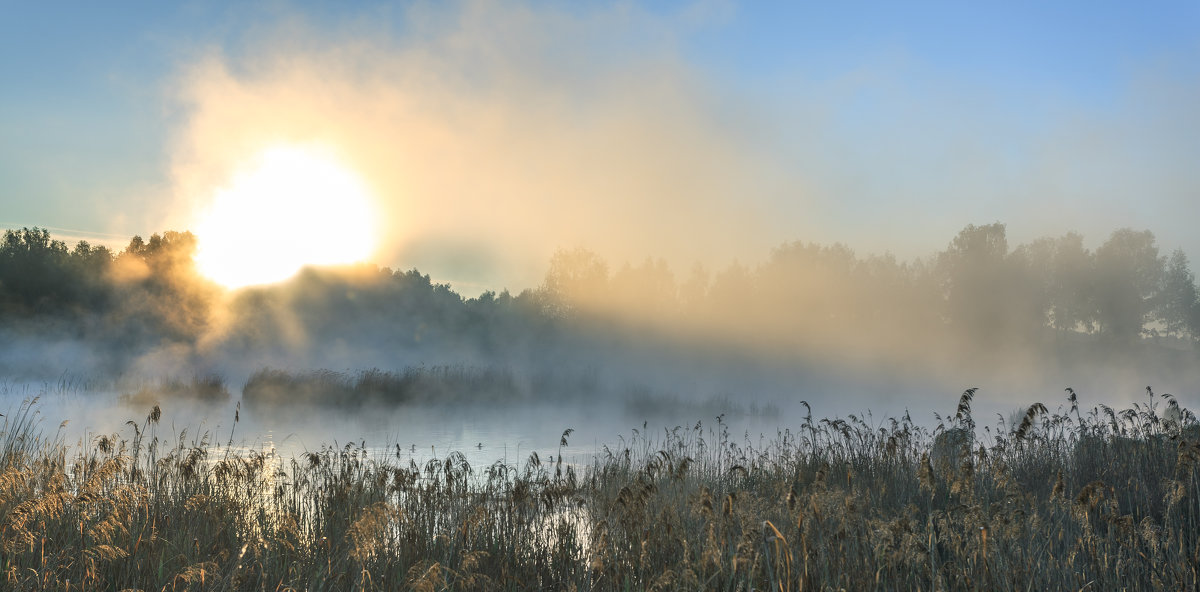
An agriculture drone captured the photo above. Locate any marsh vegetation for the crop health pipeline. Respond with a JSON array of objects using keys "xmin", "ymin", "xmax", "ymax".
[{"xmin": 0, "ymin": 387, "xmax": 1196, "ymax": 591}]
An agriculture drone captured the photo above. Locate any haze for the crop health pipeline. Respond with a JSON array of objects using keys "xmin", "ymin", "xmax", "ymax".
[
  {"xmin": 2, "ymin": 1, "xmax": 1200, "ymax": 439},
  {"xmin": 4, "ymin": 1, "xmax": 1198, "ymax": 290}
]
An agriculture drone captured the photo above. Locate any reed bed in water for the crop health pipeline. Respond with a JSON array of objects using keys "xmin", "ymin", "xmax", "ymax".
[
  {"xmin": 0, "ymin": 388, "xmax": 1197, "ymax": 590},
  {"xmin": 242, "ymin": 366, "xmax": 524, "ymax": 408}
]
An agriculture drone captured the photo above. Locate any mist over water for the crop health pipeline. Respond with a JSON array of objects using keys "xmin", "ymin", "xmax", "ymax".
[
  {"xmin": 0, "ymin": 372, "xmax": 796, "ymax": 475},
  {"xmin": 5, "ymin": 3, "xmax": 1197, "ymax": 469},
  {"xmin": 4, "ymin": 220, "xmax": 1200, "ymax": 469}
]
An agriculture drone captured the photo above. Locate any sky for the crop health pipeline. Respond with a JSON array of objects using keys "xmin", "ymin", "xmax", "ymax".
[{"xmin": 2, "ymin": 0, "xmax": 1198, "ymax": 293}]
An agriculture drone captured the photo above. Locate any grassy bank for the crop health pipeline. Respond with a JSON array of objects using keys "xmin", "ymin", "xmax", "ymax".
[{"xmin": 0, "ymin": 389, "xmax": 1197, "ymax": 590}]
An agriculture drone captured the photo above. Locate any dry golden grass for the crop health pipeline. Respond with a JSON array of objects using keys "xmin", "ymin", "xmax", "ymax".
[{"xmin": 0, "ymin": 387, "xmax": 1196, "ymax": 590}]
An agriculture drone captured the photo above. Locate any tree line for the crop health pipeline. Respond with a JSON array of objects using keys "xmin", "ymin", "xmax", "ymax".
[
  {"xmin": 0, "ymin": 228, "xmax": 214, "ymax": 344},
  {"xmin": 539, "ymin": 223, "xmax": 1200, "ymax": 350},
  {"xmin": 1, "ymin": 223, "xmax": 1197, "ymax": 373}
]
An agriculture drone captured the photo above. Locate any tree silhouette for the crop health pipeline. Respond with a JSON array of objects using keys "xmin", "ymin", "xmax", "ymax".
[
  {"xmin": 541, "ymin": 247, "xmax": 610, "ymax": 317},
  {"xmin": 2, "ymin": 222, "xmax": 1200, "ymax": 382},
  {"xmin": 1155, "ymin": 249, "xmax": 1199, "ymax": 340},
  {"xmin": 1012, "ymin": 233, "xmax": 1096, "ymax": 335},
  {"xmin": 1093, "ymin": 229, "xmax": 1164, "ymax": 343},
  {"xmin": 936, "ymin": 223, "xmax": 1033, "ymax": 343},
  {"xmin": 0, "ymin": 227, "xmax": 115, "ymax": 317}
]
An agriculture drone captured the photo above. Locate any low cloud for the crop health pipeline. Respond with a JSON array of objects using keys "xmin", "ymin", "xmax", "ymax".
[
  {"xmin": 163, "ymin": 0, "xmax": 794, "ymax": 291},
  {"xmin": 159, "ymin": 1, "xmax": 1200, "ymax": 291}
]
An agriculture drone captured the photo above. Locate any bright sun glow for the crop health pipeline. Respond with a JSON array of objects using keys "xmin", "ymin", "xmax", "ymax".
[{"xmin": 194, "ymin": 145, "xmax": 378, "ymax": 289}]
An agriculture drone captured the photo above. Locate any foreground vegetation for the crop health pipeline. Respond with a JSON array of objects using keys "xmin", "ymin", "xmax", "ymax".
[{"xmin": 0, "ymin": 388, "xmax": 1197, "ymax": 591}]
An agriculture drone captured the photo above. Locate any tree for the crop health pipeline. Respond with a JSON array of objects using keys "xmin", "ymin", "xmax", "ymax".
[
  {"xmin": 541, "ymin": 247, "xmax": 609, "ymax": 317},
  {"xmin": 937, "ymin": 223, "xmax": 1034, "ymax": 342},
  {"xmin": 677, "ymin": 264, "xmax": 710, "ymax": 316},
  {"xmin": 609, "ymin": 258, "xmax": 676, "ymax": 318},
  {"xmin": 1093, "ymin": 229, "xmax": 1164, "ymax": 342},
  {"xmin": 1155, "ymin": 248, "xmax": 1199, "ymax": 340},
  {"xmin": 0, "ymin": 227, "xmax": 70, "ymax": 313},
  {"xmin": 1010, "ymin": 237, "xmax": 1056, "ymax": 330},
  {"xmin": 856, "ymin": 253, "xmax": 941, "ymax": 346},
  {"xmin": 1014, "ymin": 233, "xmax": 1096, "ymax": 334},
  {"xmin": 110, "ymin": 230, "xmax": 215, "ymax": 343},
  {"xmin": 1047, "ymin": 233, "xmax": 1097, "ymax": 333},
  {"xmin": 762, "ymin": 241, "xmax": 857, "ymax": 314}
]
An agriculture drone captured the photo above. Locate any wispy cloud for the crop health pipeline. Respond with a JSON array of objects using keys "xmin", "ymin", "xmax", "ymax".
[
  {"xmin": 163, "ymin": 0, "xmax": 793, "ymax": 290},
  {"xmin": 160, "ymin": 0, "xmax": 1200, "ymax": 288}
]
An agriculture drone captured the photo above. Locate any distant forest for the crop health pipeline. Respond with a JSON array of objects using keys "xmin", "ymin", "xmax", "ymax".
[{"xmin": 1, "ymin": 224, "xmax": 1198, "ymax": 378}]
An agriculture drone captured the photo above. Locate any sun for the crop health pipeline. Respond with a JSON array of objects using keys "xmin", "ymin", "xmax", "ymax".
[{"xmin": 193, "ymin": 145, "xmax": 379, "ymax": 289}]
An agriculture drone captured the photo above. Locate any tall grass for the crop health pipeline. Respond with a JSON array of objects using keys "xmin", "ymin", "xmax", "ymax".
[
  {"xmin": 0, "ymin": 388, "xmax": 1196, "ymax": 590},
  {"xmin": 118, "ymin": 374, "xmax": 231, "ymax": 406}
]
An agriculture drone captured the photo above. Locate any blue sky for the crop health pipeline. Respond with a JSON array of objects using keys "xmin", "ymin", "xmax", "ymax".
[{"xmin": 2, "ymin": 1, "xmax": 1198, "ymax": 288}]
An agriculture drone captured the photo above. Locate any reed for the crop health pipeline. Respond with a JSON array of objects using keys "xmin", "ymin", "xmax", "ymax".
[{"xmin": 0, "ymin": 388, "xmax": 1196, "ymax": 590}]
